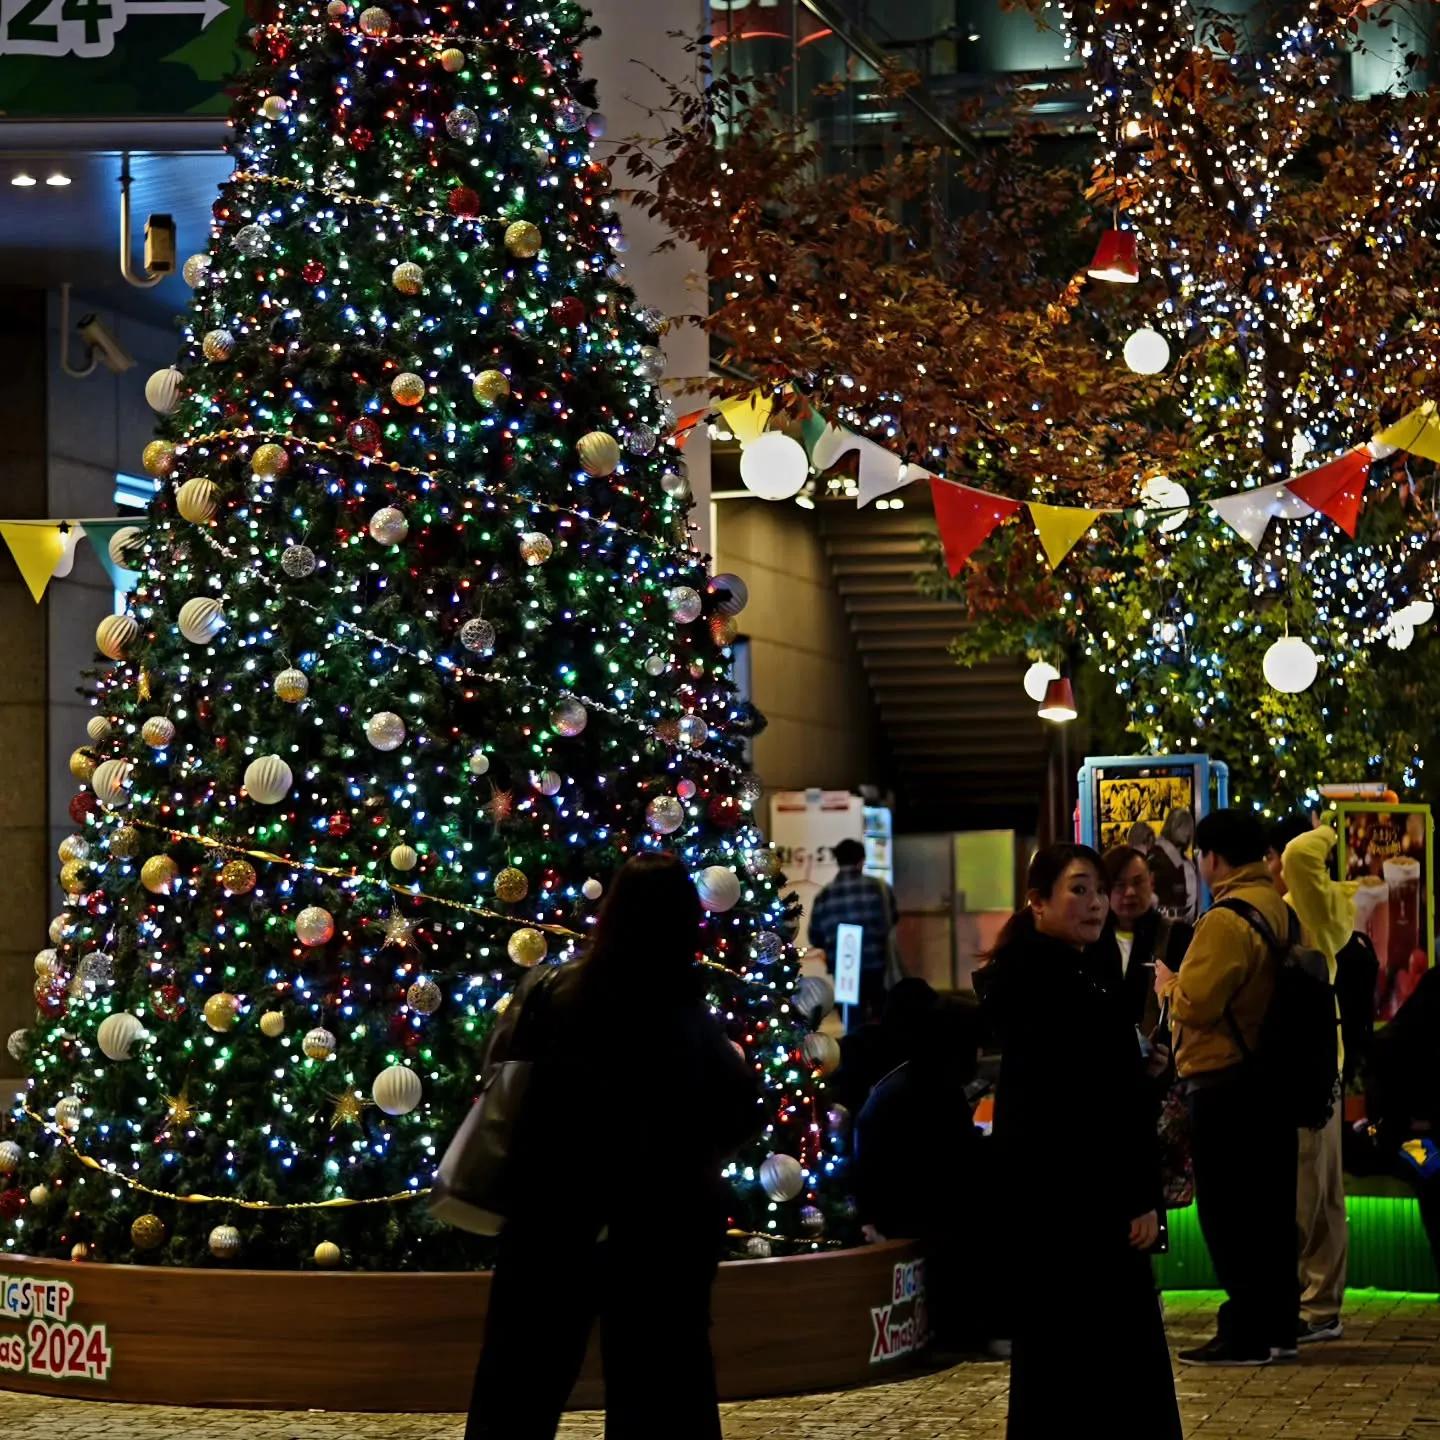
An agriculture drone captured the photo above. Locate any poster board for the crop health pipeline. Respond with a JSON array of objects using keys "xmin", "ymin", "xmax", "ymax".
[
  {"xmin": 1335, "ymin": 802, "xmax": 1435, "ymax": 1023},
  {"xmin": 768, "ymin": 789, "xmax": 866, "ymax": 951},
  {"xmin": 1076, "ymin": 754, "xmax": 1230, "ymax": 925}
]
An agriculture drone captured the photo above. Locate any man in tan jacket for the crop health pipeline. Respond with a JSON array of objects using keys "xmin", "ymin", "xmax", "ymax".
[{"xmin": 1155, "ymin": 809, "xmax": 1299, "ymax": 1368}]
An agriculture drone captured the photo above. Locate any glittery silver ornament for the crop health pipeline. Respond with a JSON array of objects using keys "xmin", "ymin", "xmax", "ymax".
[
  {"xmin": 667, "ymin": 586, "xmax": 703, "ymax": 624},
  {"xmin": 625, "ymin": 423, "xmax": 657, "ymax": 456},
  {"xmin": 635, "ymin": 304, "xmax": 666, "ymax": 332},
  {"xmin": 799, "ymin": 1205, "xmax": 825, "ymax": 1237},
  {"xmin": 605, "ymin": 263, "xmax": 625, "ymax": 285},
  {"xmin": 368, "ymin": 507, "xmax": 408, "ymax": 546},
  {"xmin": 182, "ymin": 253, "xmax": 211, "ymax": 287},
  {"xmin": 365, "ymin": 711, "xmax": 407, "ymax": 751},
  {"xmin": 555, "ymin": 100, "xmax": 585, "ymax": 133},
  {"xmin": 744, "ymin": 1235, "xmax": 773, "ymax": 1259},
  {"xmin": 551, "ymin": 697, "xmax": 587, "ymax": 736},
  {"xmin": 533, "ymin": 770, "xmax": 562, "ymax": 796},
  {"xmin": 6, "ymin": 1030, "xmax": 27, "ymax": 1063},
  {"xmin": 643, "ymin": 654, "xmax": 668, "ymax": 677},
  {"xmin": 745, "ymin": 845, "xmax": 779, "ymax": 880},
  {"xmin": 676, "ymin": 716, "xmax": 707, "ymax": 749},
  {"xmin": 445, "ymin": 105, "xmax": 479, "ymax": 139},
  {"xmin": 323, "ymin": 161, "xmax": 353, "ymax": 191},
  {"xmin": 609, "ymin": 229, "xmax": 629, "ymax": 255},
  {"xmin": 76, "ymin": 951, "xmax": 115, "ymax": 989},
  {"xmin": 661, "ymin": 470, "xmax": 691, "ymax": 501},
  {"xmin": 646, "ymin": 795, "xmax": 684, "ymax": 835},
  {"xmin": 233, "ymin": 223, "xmax": 268, "ymax": 257},
  {"xmin": 406, "ymin": 977, "xmax": 442, "ymax": 1015},
  {"xmin": 281, "ymin": 544, "xmax": 317, "ymax": 578},
  {"xmin": 736, "ymin": 772, "xmax": 764, "ymax": 806},
  {"xmin": 636, "ymin": 345, "xmax": 665, "ymax": 382},
  {"xmin": 460, "ymin": 618, "xmax": 496, "ymax": 654},
  {"xmin": 752, "ymin": 931, "xmax": 783, "ymax": 964}
]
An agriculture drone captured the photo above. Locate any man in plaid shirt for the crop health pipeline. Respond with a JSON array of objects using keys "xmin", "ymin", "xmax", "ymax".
[{"xmin": 807, "ymin": 838, "xmax": 900, "ymax": 1019}]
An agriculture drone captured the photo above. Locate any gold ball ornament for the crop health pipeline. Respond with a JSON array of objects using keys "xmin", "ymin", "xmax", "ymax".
[
  {"xmin": 261, "ymin": 94, "xmax": 288, "ymax": 121},
  {"xmin": 259, "ymin": 1010, "xmax": 285, "ymax": 1038},
  {"xmin": 577, "ymin": 431, "xmax": 621, "ymax": 477},
  {"xmin": 203, "ymin": 992, "xmax": 241, "ymax": 1033},
  {"xmin": 58, "ymin": 835, "xmax": 91, "ymax": 864},
  {"xmin": 60, "ymin": 860, "xmax": 92, "ymax": 895},
  {"xmin": 70, "ymin": 1244, "xmax": 90, "ymax": 1262},
  {"xmin": 314, "ymin": 1241, "xmax": 343, "ymax": 1268},
  {"xmin": 390, "ymin": 372, "xmax": 426, "ymax": 406},
  {"xmin": 296, "ymin": 906, "xmax": 336, "ymax": 947},
  {"xmin": 252, "ymin": 443, "xmax": 290, "ymax": 477},
  {"xmin": 208, "ymin": 1225, "xmax": 242, "ymax": 1259},
  {"xmin": 802, "ymin": 1032, "xmax": 842, "ymax": 1075},
  {"xmin": 108, "ymin": 825, "xmax": 141, "ymax": 859},
  {"xmin": 519, "ymin": 532, "xmax": 553, "ymax": 565},
  {"xmin": 29, "ymin": 1185, "xmax": 51, "ymax": 1208},
  {"xmin": 221, "ymin": 858, "xmax": 257, "ymax": 895},
  {"xmin": 33, "ymin": 949, "xmax": 61, "ymax": 979},
  {"xmin": 504, "ymin": 220, "xmax": 543, "ymax": 258},
  {"xmin": 392, "ymin": 262, "xmax": 424, "ymax": 295},
  {"xmin": 175, "ymin": 477, "xmax": 218, "ymax": 523},
  {"xmin": 472, "ymin": 368, "xmax": 510, "ymax": 405},
  {"xmin": 141, "ymin": 716, "xmax": 176, "ymax": 748},
  {"xmin": 439, "ymin": 46, "xmax": 465, "ymax": 71},
  {"xmin": 406, "ymin": 977, "xmax": 441, "ymax": 1014},
  {"xmin": 69, "ymin": 747, "xmax": 98, "ymax": 782},
  {"xmin": 390, "ymin": 844, "xmax": 419, "ymax": 872},
  {"xmin": 141, "ymin": 854, "xmax": 181, "ymax": 895},
  {"xmin": 202, "ymin": 328, "xmax": 235, "ymax": 362},
  {"xmin": 55, "ymin": 1096, "xmax": 83, "ymax": 1132},
  {"xmin": 96, "ymin": 613, "xmax": 139, "ymax": 660},
  {"xmin": 303, "ymin": 1026, "xmax": 337, "ymax": 1059},
  {"xmin": 494, "ymin": 867, "xmax": 529, "ymax": 904},
  {"xmin": 357, "ymin": 4, "xmax": 389, "ymax": 33},
  {"xmin": 142, "ymin": 439, "xmax": 177, "ymax": 478},
  {"xmin": 710, "ymin": 614, "xmax": 740, "ymax": 648},
  {"xmin": 508, "ymin": 927, "xmax": 547, "ymax": 968},
  {"xmin": 131, "ymin": 1214, "xmax": 166, "ymax": 1251},
  {"xmin": 274, "ymin": 668, "xmax": 309, "ymax": 703}
]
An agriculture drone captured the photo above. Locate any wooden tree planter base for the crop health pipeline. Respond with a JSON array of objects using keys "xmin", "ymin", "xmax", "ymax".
[{"xmin": 0, "ymin": 1241, "xmax": 928, "ymax": 1410}]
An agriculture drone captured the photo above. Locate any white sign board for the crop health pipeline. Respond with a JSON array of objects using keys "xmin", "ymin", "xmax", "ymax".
[
  {"xmin": 769, "ymin": 789, "xmax": 866, "ymax": 949},
  {"xmin": 834, "ymin": 924, "xmax": 864, "ymax": 1006}
]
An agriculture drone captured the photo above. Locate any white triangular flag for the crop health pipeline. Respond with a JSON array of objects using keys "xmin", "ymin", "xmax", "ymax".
[{"xmin": 1208, "ymin": 482, "xmax": 1314, "ymax": 550}]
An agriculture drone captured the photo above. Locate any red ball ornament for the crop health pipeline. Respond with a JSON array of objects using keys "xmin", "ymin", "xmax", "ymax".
[
  {"xmin": 552, "ymin": 296, "xmax": 586, "ymax": 328},
  {"xmin": 197, "ymin": 698, "xmax": 215, "ymax": 729},
  {"xmin": 709, "ymin": 794, "xmax": 744, "ymax": 829},
  {"xmin": 69, "ymin": 793, "xmax": 99, "ymax": 825},
  {"xmin": 0, "ymin": 1190, "xmax": 22, "ymax": 1221},
  {"xmin": 302, "ymin": 258, "xmax": 327, "ymax": 284},
  {"xmin": 35, "ymin": 985, "xmax": 66, "ymax": 1019},
  {"xmin": 448, "ymin": 186, "xmax": 481, "ymax": 218},
  {"xmin": 347, "ymin": 417, "xmax": 382, "ymax": 454},
  {"xmin": 349, "ymin": 127, "xmax": 373, "ymax": 151},
  {"xmin": 676, "ymin": 779, "xmax": 697, "ymax": 800},
  {"xmin": 152, "ymin": 984, "xmax": 186, "ymax": 1021},
  {"xmin": 327, "ymin": 812, "xmax": 351, "ymax": 838},
  {"xmin": 211, "ymin": 197, "xmax": 232, "ymax": 223},
  {"xmin": 85, "ymin": 891, "xmax": 108, "ymax": 916}
]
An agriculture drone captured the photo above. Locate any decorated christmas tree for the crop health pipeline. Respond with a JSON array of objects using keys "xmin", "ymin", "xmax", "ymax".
[{"xmin": 0, "ymin": 0, "xmax": 842, "ymax": 1269}]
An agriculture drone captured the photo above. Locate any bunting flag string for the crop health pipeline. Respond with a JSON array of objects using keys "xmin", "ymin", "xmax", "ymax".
[
  {"xmin": 1027, "ymin": 502, "xmax": 1103, "ymax": 569},
  {"xmin": 931, "ymin": 481, "xmax": 1022, "ymax": 575}
]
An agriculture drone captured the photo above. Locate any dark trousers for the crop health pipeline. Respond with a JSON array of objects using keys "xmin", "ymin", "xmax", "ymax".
[
  {"xmin": 466, "ymin": 1217, "xmax": 723, "ymax": 1440},
  {"xmin": 1190, "ymin": 1070, "xmax": 1299, "ymax": 1351}
]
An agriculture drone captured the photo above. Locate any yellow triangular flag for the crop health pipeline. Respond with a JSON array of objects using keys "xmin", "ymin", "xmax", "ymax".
[
  {"xmin": 715, "ymin": 391, "xmax": 774, "ymax": 445},
  {"xmin": 1375, "ymin": 403, "xmax": 1440, "ymax": 463},
  {"xmin": 0, "ymin": 522, "xmax": 71, "ymax": 603},
  {"xmin": 1027, "ymin": 502, "xmax": 1100, "ymax": 570}
]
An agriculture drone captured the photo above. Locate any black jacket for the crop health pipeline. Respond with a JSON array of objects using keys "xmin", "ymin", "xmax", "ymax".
[
  {"xmin": 1093, "ymin": 909, "xmax": 1193, "ymax": 1037},
  {"xmin": 981, "ymin": 920, "xmax": 1161, "ymax": 1235}
]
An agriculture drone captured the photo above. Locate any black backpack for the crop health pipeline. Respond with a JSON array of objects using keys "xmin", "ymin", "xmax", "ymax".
[
  {"xmin": 1334, "ymin": 930, "xmax": 1380, "ymax": 1088},
  {"xmin": 1219, "ymin": 899, "xmax": 1339, "ymax": 1131}
]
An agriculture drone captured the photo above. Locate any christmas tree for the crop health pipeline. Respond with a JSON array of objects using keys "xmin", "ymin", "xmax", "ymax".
[{"xmin": 0, "ymin": 0, "xmax": 841, "ymax": 1269}]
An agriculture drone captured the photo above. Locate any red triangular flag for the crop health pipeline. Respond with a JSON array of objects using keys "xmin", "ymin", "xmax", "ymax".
[
  {"xmin": 931, "ymin": 480, "xmax": 1023, "ymax": 576},
  {"xmin": 1283, "ymin": 447, "xmax": 1371, "ymax": 538}
]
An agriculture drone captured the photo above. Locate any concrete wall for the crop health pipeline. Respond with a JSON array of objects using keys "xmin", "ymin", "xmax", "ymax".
[{"xmin": 714, "ymin": 498, "xmax": 880, "ymax": 795}]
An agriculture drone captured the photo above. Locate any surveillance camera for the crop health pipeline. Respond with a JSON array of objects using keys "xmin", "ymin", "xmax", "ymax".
[
  {"xmin": 144, "ymin": 213, "xmax": 177, "ymax": 275},
  {"xmin": 76, "ymin": 314, "xmax": 136, "ymax": 375}
]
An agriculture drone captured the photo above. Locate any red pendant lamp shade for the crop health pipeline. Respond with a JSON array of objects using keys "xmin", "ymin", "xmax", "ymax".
[
  {"xmin": 1087, "ymin": 229, "xmax": 1140, "ymax": 283},
  {"xmin": 1038, "ymin": 677, "xmax": 1078, "ymax": 723}
]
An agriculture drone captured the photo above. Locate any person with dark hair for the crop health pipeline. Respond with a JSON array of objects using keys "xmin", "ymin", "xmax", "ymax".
[
  {"xmin": 1100, "ymin": 844, "xmax": 1193, "ymax": 1034},
  {"xmin": 807, "ymin": 837, "xmax": 900, "ymax": 1021},
  {"xmin": 980, "ymin": 844, "xmax": 1181, "ymax": 1439},
  {"xmin": 1148, "ymin": 808, "xmax": 1201, "ymax": 923},
  {"xmin": 1155, "ymin": 808, "xmax": 1298, "ymax": 1367},
  {"xmin": 466, "ymin": 854, "xmax": 761, "ymax": 1440},
  {"xmin": 853, "ymin": 1000, "xmax": 1002, "ymax": 1349},
  {"xmin": 830, "ymin": 976, "xmax": 938, "ymax": 1115}
]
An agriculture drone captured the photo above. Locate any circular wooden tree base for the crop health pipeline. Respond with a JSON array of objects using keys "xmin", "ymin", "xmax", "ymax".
[{"xmin": 0, "ymin": 1241, "xmax": 928, "ymax": 1410}]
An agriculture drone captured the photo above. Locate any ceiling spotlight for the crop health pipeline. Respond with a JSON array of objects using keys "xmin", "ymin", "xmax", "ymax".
[
  {"xmin": 11, "ymin": 173, "xmax": 36, "ymax": 188},
  {"xmin": 46, "ymin": 172, "xmax": 71, "ymax": 187}
]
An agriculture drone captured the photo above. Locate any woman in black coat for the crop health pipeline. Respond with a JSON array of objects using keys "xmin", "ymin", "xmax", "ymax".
[
  {"xmin": 978, "ymin": 843, "xmax": 1181, "ymax": 1440},
  {"xmin": 465, "ymin": 855, "xmax": 762, "ymax": 1440}
]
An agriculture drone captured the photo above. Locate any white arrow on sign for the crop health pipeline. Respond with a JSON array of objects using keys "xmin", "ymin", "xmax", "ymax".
[{"xmin": 125, "ymin": 0, "xmax": 229, "ymax": 28}]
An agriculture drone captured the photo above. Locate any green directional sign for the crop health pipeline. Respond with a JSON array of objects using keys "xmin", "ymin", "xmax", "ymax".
[{"xmin": 0, "ymin": 0, "xmax": 244, "ymax": 116}]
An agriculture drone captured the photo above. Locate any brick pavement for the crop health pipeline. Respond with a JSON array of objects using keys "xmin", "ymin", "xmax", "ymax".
[{"xmin": 2, "ymin": 1291, "xmax": 1439, "ymax": 1438}]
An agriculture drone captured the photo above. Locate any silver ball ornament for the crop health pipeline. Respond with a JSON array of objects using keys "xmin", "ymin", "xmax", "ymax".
[
  {"xmin": 445, "ymin": 105, "xmax": 479, "ymax": 139},
  {"xmin": 233, "ymin": 224, "xmax": 268, "ymax": 258},
  {"xmin": 551, "ymin": 697, "xmax": 587, "ymax": 736},
  {"xmin": 281, "ymin": 544, "xmax": 317, "ymax": 578},
  {"xmin": 365, "ymin": 711, "xmax": 407, "ymax": 751},
  {"xmin": 582, "ymin": 878, "xmax": 603, "ymax": 901},
  {"xmin": 296, "ymin": 907, "xmax": 336, "ymax": 947},
  {"xmin": 208, "ymin": 1225, "xmax": 242, "ymax": 1259},
  {"xmin": 643, "ymin": 654, "xmax": 668, "ymax": 677},
  {"xmin": 368, "ymin": 507, "xmax": 408, "ymax": 546},
  {"xmin": 759, "ymin": 1152, "xmax": 804, "ymax": 1202},
  {"xmin": 625, "ymin": 423, "xmax": 657, "ymax": 456},
  {"xmin": 646, "ymin": 796, "xmax": 685, "ymax": 835},
  {"xmin": 460, "ymin": 618, "xmax": 496, "ymax": 654},
  {"xmin": 667, "ymin": 586, "xmax": 703, "ymax": 623},
  {"xmin": 636, "ymin": 345, "xmax": 666, "ymax": 382}
]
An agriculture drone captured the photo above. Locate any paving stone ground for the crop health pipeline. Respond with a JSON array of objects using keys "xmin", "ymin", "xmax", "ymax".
[{"xmin": 2, "ymin": 1290, "xmax": 1439, "ymax": 1438}]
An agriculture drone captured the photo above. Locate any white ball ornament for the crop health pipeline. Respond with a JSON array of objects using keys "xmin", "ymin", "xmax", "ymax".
[
  {"xmin": 759, "ymin": 1152, "xmax": 804, "ymax": 1202},
  {"xmin": 366, "ymin": 711, "xmax": 406, "ymax": 751},
  {"xmin": 797, "ymin": 974, "xmax": 836, "ymax": 1019},
  {"xmin": 303, "ymin": 1026, "xmax": 337, "ymax": 1059},
  {"xmin": 582, "ymin": 878, "xmax": 603, "ymax": 901},
  {"xmin": 208, "ymin": 1225, "xmax": 242, "ymax": 1259},
  {"xmin": 1123, "ymin": 326, "xmax": 1172, "ymax": 375},
  {"xmin": 178, "ymin": 596, "xmax": 226, "ymax": 644},
  {"xmin": 390, "ymin": 843, "xmax": 419, "ymax": 871},
  {"xmin": 1262, "ymin": 635, "xmax": 1319, "ymax": 694},
  {"xmin": 372, "ymin": 1064, "xmax": 422, "ymax": 1116},
  {"xmin": 243, "ymin": 754, "xmax": 293, "ymax": 804},
  {"xmin": 91, "ymin": 758, "xmax": 133, "ymax": 809},
  {"xmin": 55, "ymin": 1096, "xmax": 83, "ymax": 1132},
  {"xmin": 696, "ymin": 865, "xmax": 742, "ymax": 912},
  {"xmin": 97, "ymin": 1012, "xmax": 145, "ymax": 1061},
  {"xmin": 802, "ymin": 1032, "xmax": 841, "ymax": 1075},
  {"xmin": 296, "ymin": 907, "xmax": 336, "ymax": 947},
  {"xmin": 739, "ymin": 432, "xmax": 809, "ymax": 501},
  {"xmin": 708, "ymin": 573, "xmax": 749, "ymax": 615},
  {"xmin": 533, "ymin": 770, "xmax": 562, "ymax": 796},
  {"xmin": 86, "ymin": 715, "xmax": 114, "ymax": 743},
  {"xmin": 96, "ymin": 613, "xmax": 139, "ymax": 660},
  {"xmin": 468, "ymin": 748, "xmax": 491, "ymax": 775},
  {"xmin": 175, "ymin": 477, "xmax": 219, "ymax": 523},
  {"xmin": 141, "ymin": 716, "xmax": 176, "ymax": 748},
  {"xmin": 145, "ymin": 367, "xmax": 184, "ymax": 415},
  {"xmin": 6, "ymin": 1030, "xmax": 27, "ymax": 1064},
  {"xmin": 0, "ymin": 1140, "xmax": 20, "ymax": 1173},
  {"xmin": 107, "ymin": 525, "xmax": 144, "ymax": 570},
  {"xmin": 369, "ymin": 507, "xmax": 408, "ymax": 545}
]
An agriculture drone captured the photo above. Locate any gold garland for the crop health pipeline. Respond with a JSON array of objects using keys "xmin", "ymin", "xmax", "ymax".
[
  {"xmin": 23, "ymin": 1108, "xmax": 427, "ymax": 1210},
  {"xmin": 229, "ymin": 168, "xmax": 500, "ymax": 230}
]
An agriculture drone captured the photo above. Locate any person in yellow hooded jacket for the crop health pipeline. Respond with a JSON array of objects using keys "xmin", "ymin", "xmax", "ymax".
[
  {"xmin": 1268, "ymin": 816, "xmax": 1359, "ymax": 1347},
  {"xmin": 1154, "ymin": 809, "xmax": 1297, "ymax": 1367}
]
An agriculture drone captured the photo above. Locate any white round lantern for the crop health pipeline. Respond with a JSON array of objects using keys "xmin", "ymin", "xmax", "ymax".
[
  {"xmin": 1022, "ymin": 661, "xmax": 1061, "ymax": 703},
  {"xmin": 243, "ymin": 754, "xmax": 293, "ymax": 805},
  {"xmin": 695, "ymin": 865, "xmax": 742, "ymax": 912},
  {"xmin": 738, "ymin": 432, "xmax": 809, "ymax": 501},
  {"xmin": 758, "ymin": 1152, "xmax": 804, "ymax": 1202},
  {"xmin": 91, "ymin": 758, "xmax": 132, "ymax": 809},
  {"xmin": 97, "ymin": 1012, "xmax": 145, "ymax": 1061},
  {"xmin": 145, "ymin": 367, "xmax": 185, "ymax": 415},
  {"xmin": 1123, "ymin": 327, "xmax": 1171, "ymax": 375},
  {"xmin": 372, "ymin": 1064, "xmax": 423, "ymax": 1116},
  {"xmin": 1140, "ymin": 475, "xmax": 1191, "ymax": 534},
  {"xmin": 1262, "ymin": 635, "xmax": 1319, "ymax": 694},
  {"xmin": 178, "ymin": 597, "xmax": 226, "ymax": 644},
  {"xmin": 1394, "ymin": 600, "xmax": 1435, "ymax": 630}
]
